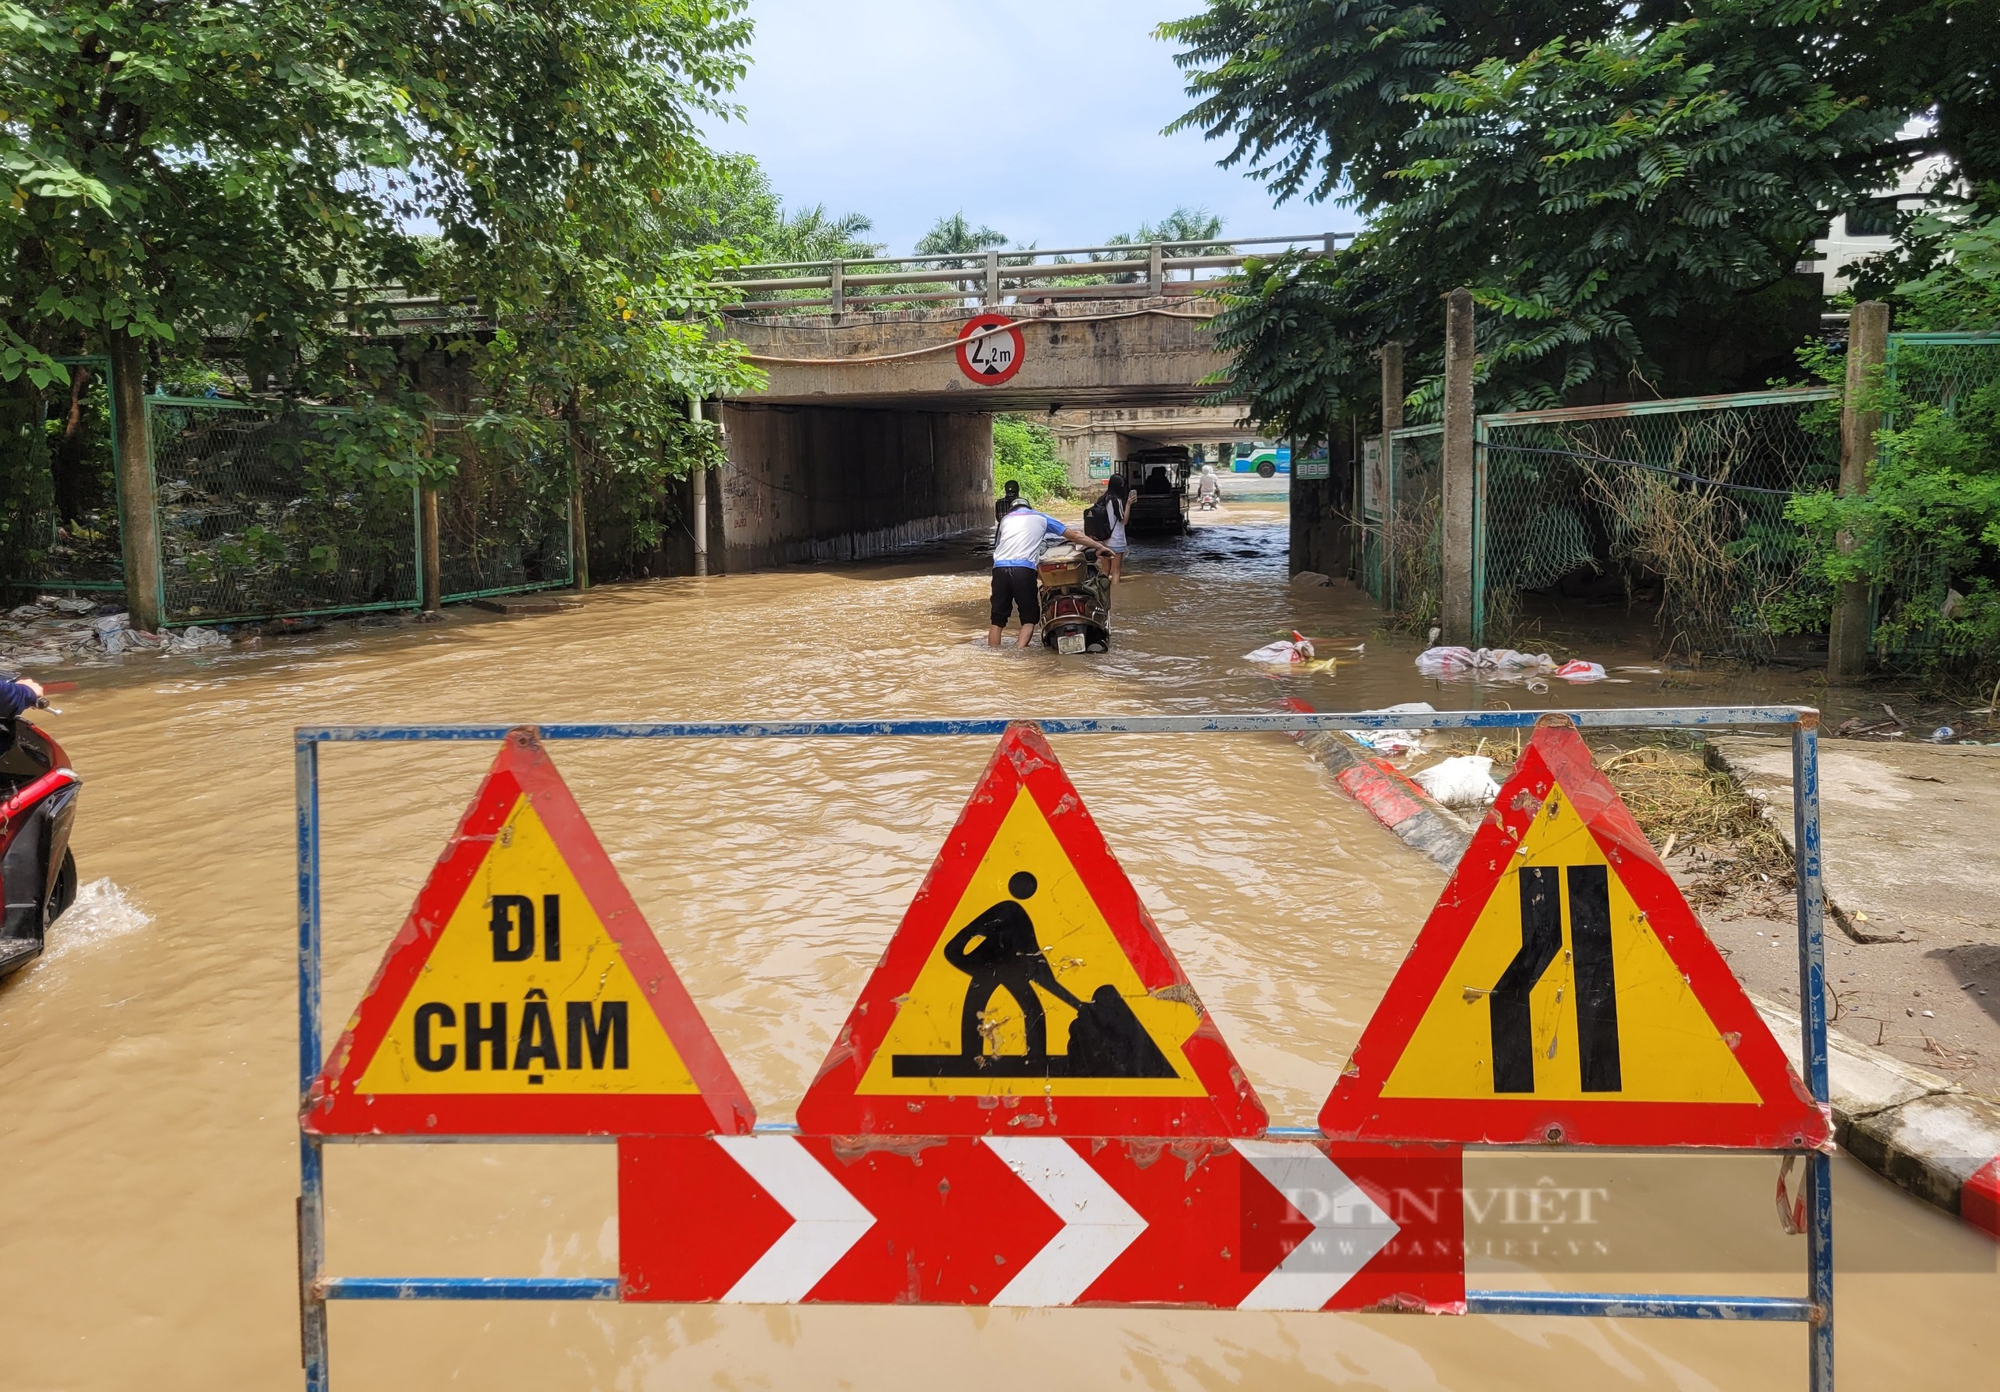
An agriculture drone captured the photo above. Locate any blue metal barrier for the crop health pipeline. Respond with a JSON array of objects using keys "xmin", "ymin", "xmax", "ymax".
[{"xmin": 296, "ymin": 705, "xmax": 1833, "ymax": 1391}]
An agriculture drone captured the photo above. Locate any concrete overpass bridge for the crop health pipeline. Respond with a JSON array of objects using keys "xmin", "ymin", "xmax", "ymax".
[{"xmin": 702, "ymin": 235, "xmax": 1343, "ymax": 568}]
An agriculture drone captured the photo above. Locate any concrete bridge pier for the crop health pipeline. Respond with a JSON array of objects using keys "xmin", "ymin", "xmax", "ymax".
[{"xmin": 715, "ymin": 404, "xmax": 993, "ymax": 571}]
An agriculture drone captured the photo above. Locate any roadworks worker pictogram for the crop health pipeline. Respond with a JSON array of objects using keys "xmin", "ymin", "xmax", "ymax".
[
  {"xmin": 304, "ymin": 728, "xmax": 753, "ymax": 1137},
  {"xmin": 798, "ymin": 721, "xmax": 1266, "ymax": 1137}
]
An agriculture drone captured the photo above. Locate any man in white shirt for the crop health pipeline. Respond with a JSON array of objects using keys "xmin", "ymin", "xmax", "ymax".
[{"xmin": 988, "ymin": 498, "xmax": 1114, "ymax": 649}]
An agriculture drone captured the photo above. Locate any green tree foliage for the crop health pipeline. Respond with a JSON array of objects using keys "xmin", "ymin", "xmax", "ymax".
[
  {"xmin": 1107, "ymin": 207, "xmax": 1226, "ymax": 248},
  {"xmin": 992, "ymin": 415, "xmax": 1073, "ymax": 505},
  {"xmin": 663, "ymin": 153, "xmax": 881, "ymax": 263},
  {"xmin": 1159, "ymin": 1, "xmax": 1983, "ymax": 435},
  {"xmin": 1788, "ymin": 213, "xmax": 2000, "ymax": 662},
  {"xmin": 2, "ymin": 0, "xmax": 760, "ymax": 580},
  {"xmin": 917, "ymin": 213, "xmax": 1010, "ymax": 259}
]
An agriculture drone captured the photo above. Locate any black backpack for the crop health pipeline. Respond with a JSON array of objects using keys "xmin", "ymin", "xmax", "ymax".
[{"xmin": 1082, "ymin": 498, "xmax": 1112, "ymax": 542}]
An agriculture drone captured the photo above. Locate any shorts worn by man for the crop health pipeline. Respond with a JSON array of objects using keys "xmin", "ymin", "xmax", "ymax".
[{"xmin": 988, "ymin": 500, "xmax": 1112, "ymax": 649}]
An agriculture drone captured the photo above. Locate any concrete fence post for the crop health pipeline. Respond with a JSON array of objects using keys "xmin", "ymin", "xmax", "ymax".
[
  {"xmin": 1380, "ymin": 341, "xmax": 1404, "ymax": 611},
  {"xmin": 1829, "ymin": 299, "xmax": 1890, "ymax": 682},
  {"xmin": 107, "ymin": 330, "xmax": 162, "ymax": 631},
  {"xmin": 1441, "ymin": 289, "xmax": 1477, "ymax": 644},
  {"xmin": 690, "ymin": 396, "xmax": 709, "ymax": 577},
  {"xmin": 828, "ymin": 260, "xmax": 844, "ymax": 321},
  {"xmin": 1148, "ymin": 242, "xmax": 1164, "ymax": 297},
  {"xmin": 419, "ymin": 487, "xmax": 441, "ymax": 611},
  {"xmin": 984, "ymin": 250, "xmax": 1000, "ymax": 306}
]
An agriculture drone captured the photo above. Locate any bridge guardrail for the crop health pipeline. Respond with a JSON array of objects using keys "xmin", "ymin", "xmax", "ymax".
[{"xmin": 714, "ymin": 233, "xmax": 1352, "ymax": 316}]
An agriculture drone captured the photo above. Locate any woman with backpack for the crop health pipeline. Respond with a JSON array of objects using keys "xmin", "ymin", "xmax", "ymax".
[{"xmin": 1102, "ymin": 475, "xmax": 1129, "ymax": 581}]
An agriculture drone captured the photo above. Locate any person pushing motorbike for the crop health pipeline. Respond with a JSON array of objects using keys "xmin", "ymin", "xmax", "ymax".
[{"xmin": 988, "ymin": 497, "xmax": 1114, "ymax": 650}]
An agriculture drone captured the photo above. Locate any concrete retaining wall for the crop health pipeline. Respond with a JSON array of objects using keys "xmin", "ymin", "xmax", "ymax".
[{"xmin": 717, "ymin": 403, "xmax": 992, "ymax": 571}]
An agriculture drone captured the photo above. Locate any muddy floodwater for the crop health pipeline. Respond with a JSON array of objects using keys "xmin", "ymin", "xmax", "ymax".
[{"xmin": 1, "ymin": 506, "xmax": 1993, "ymax": 1390}]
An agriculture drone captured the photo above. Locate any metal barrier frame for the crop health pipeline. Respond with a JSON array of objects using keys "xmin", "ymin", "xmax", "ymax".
[{"xmin": 294, "ymin": 706, "xmax": 1834, "ymax": 1391}]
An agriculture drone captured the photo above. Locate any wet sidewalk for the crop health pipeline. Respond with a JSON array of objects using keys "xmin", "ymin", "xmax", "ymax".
[{"xmin": 1707, "ymin": 736, "xmax": 2000, "ymax": 1097}]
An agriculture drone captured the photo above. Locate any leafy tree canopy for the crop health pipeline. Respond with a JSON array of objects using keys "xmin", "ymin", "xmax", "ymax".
[
  {"xmin": 1108, "ymin": 207, "xmax": 1225, "ymax": 245},
  {"xmin": 917, "ymin": 212, "xmax": 1010, "ymax": 258},
  {"xmin": 1159, "ymin": 1, "xmax": 1993, "ymax": 435},
  {"xmin": 663, "ymin": 152, "xmax": 882, "ymax": 263}
]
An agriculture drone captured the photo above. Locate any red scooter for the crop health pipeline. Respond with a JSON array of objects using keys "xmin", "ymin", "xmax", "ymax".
[{"xmin": 0, "ymin": 700, "xmax": 80, "ymax": 979}]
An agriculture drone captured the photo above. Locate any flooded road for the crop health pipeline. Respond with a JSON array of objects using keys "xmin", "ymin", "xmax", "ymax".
[{"xmin": 1, "ymin": 506, "xmax": 1992, "ymax": 1390}]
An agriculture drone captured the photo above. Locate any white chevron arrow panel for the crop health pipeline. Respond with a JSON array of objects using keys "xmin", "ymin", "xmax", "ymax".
[
  {"xmin": 714, "ymin": 1135, "xmax": 876, "ymax": 1304},
  {"xmin": 1232, "ymin": 1140, "xmax": 1398, "ymax": 1310},
  {"xmin": 983, "ymin": 1136, "xmax": 1147, "ymax": 1306}
]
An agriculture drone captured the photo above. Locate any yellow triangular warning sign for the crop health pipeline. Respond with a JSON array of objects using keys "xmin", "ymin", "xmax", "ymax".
[
  {"xmin": 1321, "ymin": 721, "xmax": 1827, "ymax": 1149},
  {"xmin": 304, "ymin": 729, "xmax": 752, "ymax": 1137},
  {"xmin": 798, "ymin": 722, "xmax": 1266, "ymax": 1136}
]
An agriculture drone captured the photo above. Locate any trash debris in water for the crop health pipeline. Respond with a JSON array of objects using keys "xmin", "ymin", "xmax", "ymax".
[
  {"xmin": 1415, "ymin": 647, "xmax": 1608, "ymax": 682},
  {"xmin": 1345, "ymin": 700, "xmax": 1435, "ymax": 754},
  {"xmin": 1244, "ymin": 631, "xmax": 1316, "ymax": 663},
  {"xmin": 1931, "ymin": 726, "xmax": 1955, "ymax": 743},
  {"xmin": 1414, "ymin": 754, "xmax": 1501, "ymax": 808}
]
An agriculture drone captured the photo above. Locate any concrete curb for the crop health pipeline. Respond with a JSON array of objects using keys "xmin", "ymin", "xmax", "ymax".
[
  {"xmin": 1281, "ymin": 706, "xmax": 2000, "ymax": 1240},
  {"xmin": 1748, "ymin": 993, "xmax": 2000, "ymax": 1237}
]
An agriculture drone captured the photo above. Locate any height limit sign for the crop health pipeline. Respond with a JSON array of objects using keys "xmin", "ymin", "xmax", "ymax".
[{"xmin": 956, "ymin": 313, "xmax": 1025, "ymax": 385}]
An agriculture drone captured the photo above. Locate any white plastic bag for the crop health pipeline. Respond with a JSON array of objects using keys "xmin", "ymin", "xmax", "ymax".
[
  {"xmin": 1553, "ymin": 659, "xmax": 1607, "ymax": 682},
  {"xmin": 161, "ymin": 625, "xmax": 230, "ymax": 655},
  {"xmin": 1413, "ymin": 755, "xmax": 1500, "ymax": 808},
  {"xmin": 1414, "ymin": 646, "xmax": 1558, "ymax": 678},
  {"xmin": 1244, "ymin": 631, "xmax": 1316, "ymax": 663},
  {"xmin": 1346, "ymin": 700, "xmax": 1435, "ymax": 754},
  {"xmin": 1415, "ymin": 645, "xmax": 1475, "ymax": 675}
]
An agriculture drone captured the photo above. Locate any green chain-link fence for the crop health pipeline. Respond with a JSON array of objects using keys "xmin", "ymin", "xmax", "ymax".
[
  {"xmin": 0, "ymin": 356, "xmax": 123, "ymax": 595},
  {"xmin": 1364, "ymin": 391, "xmax": 1842, "ymax": 653},
  {"xmin": 1361, "ymin": 426, "xmax": 1443, "ymax": 630},
  {"xmin": 150, "ymin": 397, "xmax": 422, "ymax": 622},
  {"xmin": 1475, "ymin": 390, "xmax": 1838, "ymax": 653},
  {"xmin": 1877, "ymin": 332, "xmax": 2000, "ymax": 661},
  {"xmin": 146, "ymin": 398, "xmax": 570, "ymax": 624},
  {"xmin": 3, "ymin": 374, "xmax": 575, "ymax": 625},
  {"xmin": 432, "ymin": 418, "xmax": 574, "ymax": 602}
]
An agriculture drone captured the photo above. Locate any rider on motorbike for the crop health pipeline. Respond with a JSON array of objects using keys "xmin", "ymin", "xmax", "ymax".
[{"xmin": 1195, "ymin": 464, "xmax": 1220, "ymax": 509}]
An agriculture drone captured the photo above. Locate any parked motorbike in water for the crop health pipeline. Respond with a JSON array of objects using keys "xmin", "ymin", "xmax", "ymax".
[
  {"xmin": 1037, "ymin": 545, "xmax": 1112, "ymax": 654},
  {"xmin": 0, "ymin": 700, "xmax": 80, "ymax": 980}
]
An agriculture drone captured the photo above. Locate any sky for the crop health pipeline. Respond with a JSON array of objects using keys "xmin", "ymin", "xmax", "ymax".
[{"xmin": 706, "ymin": 0, "xmax": 1363, "ymax": 257}]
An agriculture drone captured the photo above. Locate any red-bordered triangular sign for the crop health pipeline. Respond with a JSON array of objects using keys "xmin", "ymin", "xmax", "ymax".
[
  {"xmin": 798, "ymin": 722, "xmax": 1266, "ymax": 1136},
  {"xmin": 304, "ymin": 728, "xmax": 753, "ymax": 1137},
  {"xmin": 1321, "ymin": 720, "xmax": 1828, "ymax": 1149}
]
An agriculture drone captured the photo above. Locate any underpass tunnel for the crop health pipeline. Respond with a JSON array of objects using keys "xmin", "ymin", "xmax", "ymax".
[{"xmin": 714, "ymin": 403, "xmax": 994, "ymax": 571}]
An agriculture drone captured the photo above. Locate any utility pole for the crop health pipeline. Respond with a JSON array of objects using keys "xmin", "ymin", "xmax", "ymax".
[
  {"xmin": 108, "ymin": 331, "xmax": 162, "ymax": 631},
  {"xmin": 690, "ymin": 396, "xmax": 709, "ymax": 577},
  {"xmin": 1380, "ymin": 341, "xmax": 1404, "ymax": 611},
  {"xmin": 1829, "ymin": 300, "xmax": 1889, "ymax": 682},
  {"xmin": 1441, "ymin": 290, "xmax": 1477, "ymax": 644}
]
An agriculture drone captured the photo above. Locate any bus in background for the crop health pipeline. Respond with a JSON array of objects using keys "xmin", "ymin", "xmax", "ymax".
[{"xmin": 1232, "ymin": 441, "xmax": 1290, "ymax": 478}]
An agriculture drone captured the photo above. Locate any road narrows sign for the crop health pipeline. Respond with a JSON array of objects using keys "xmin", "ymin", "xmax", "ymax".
[
  {"xmin": 956, "ymin": 312, "xmax": 1026, "ymax": 386},
  {"xmin": 304, "ymin": 728, "xmax": 753, "ymax": 1137},
  {"xmin": 796, "ymin": 722, "xmax": 1267, "ymax": 1136},
  {"xmin": 1319, "ymin": 720, "xmax": 1829, "ymax": 1149}
]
